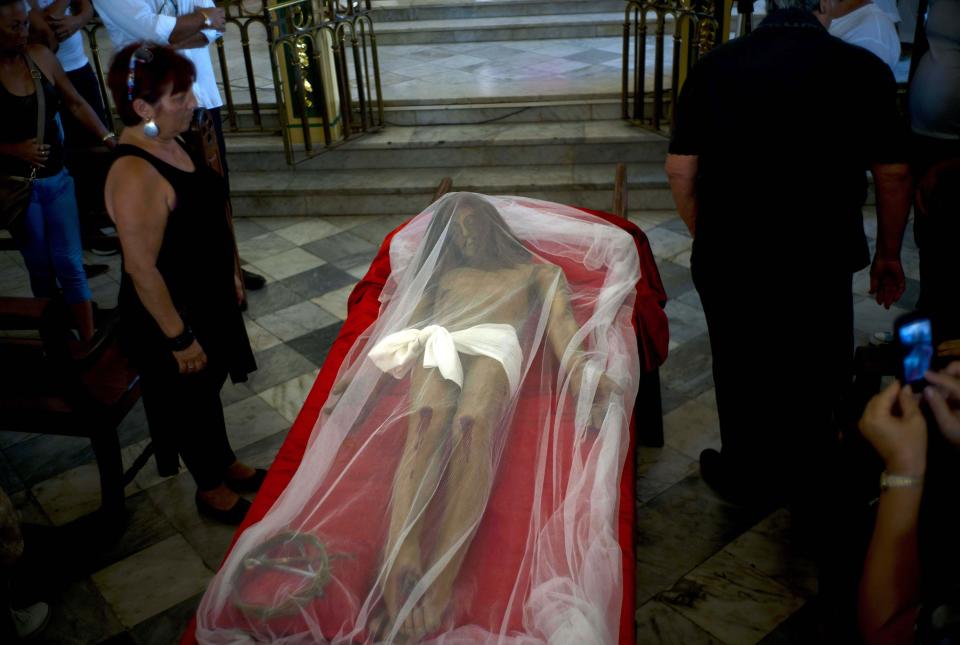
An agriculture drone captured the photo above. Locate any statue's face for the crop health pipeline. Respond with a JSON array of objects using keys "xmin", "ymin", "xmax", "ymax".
[{"xmin": 451, "ymin": 208, "xmax": 479, "ymax": 258}]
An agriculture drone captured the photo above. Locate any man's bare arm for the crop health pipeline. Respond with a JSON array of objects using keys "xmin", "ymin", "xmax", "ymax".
[
  {"xmin": 42, "ymin": 0, "xmax": 69, "ymax": 15},
  {"xmin": 872, "ymin": 163, "xmax": 911, "ymax": 260},
  {"xmin": 71, "ymin": 0, "xmax": 94, "ymax": 22},
  {"xmin": 169, "ymin": 7, "xmax": 224, "ymax": 45},
  {"xmin": 171, "ymin": 32, "xmax": 210, "ymax": 49},
  {"xmin": 26, "ymin": 0, "xmax": 59, "ymax": 51},
  {"xmin": 47, "ymin": 0, "xmax": 94, "ymax": 43},
  {"xmin": 870, "ymin": 162, "xmax": 911, "ymax": 308},
  {"xmin": 665, "ymin": 153, "xmax": 699, "ymax": 238}
]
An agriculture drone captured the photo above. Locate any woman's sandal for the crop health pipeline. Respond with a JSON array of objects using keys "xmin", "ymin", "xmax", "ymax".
[
  {"xmin": 195, "ymin": 493, "xmax": 251, "ymax": 525},
  {"xmin": 225, "ymin": 468, "xmax": 268, "ymax": 494}
]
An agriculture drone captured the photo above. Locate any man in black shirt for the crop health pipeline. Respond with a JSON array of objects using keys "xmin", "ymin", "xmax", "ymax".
[{"xmin": 666, "ymin": 0, "xmax": 912, "ymax": 504}]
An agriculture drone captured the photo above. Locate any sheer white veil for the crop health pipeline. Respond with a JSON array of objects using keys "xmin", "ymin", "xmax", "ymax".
[{"xmin": 196, "ymin": 193, "xmax": 642, "ymax": 644}]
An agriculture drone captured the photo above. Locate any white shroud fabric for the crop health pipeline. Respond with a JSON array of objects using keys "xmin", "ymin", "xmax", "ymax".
[
  {"xmin": 368, "ymin": 323, "xmax": 522, "ymax": 394},
  {"xmin": 195, "ymin": 193, "xmax": 642, "ymax": 645}
]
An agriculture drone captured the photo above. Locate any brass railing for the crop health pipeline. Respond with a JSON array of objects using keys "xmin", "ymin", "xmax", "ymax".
[
  {"xmin": 621, "ymin": 0, "xmax": 719, "ymax": 130},
  {"xmin": 262, "ymin": 0, "xmax": 384, "ymax": 163},
  {"xmin": 79, "ymin": 0, "xmax": 383, "ymax": 165},
  {"xmin": 80, "ymin": 19, "xmax": 116, "ymax": 132}
]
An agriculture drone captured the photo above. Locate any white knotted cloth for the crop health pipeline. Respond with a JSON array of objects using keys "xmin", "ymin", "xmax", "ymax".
[{"xmin": 368, "ymin": 323, "xmax": 522, "ymax": 394}]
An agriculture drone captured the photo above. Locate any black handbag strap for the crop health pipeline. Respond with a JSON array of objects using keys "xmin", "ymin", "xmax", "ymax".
[{"xmin": 23, "ymin": 53, "xmax": 45, "ymax": 178}]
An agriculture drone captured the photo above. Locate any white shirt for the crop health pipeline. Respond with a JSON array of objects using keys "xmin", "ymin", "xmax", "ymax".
[
  {"xmin": 92, "ymin": 0, "xmax": 223, "ymax": 108},
  {"xmin": 829, "ymin": 3, "xmax": 901, "ymax": 72},
  {"xmin": 37, "ymin": 0, "xmax": 88, "ymax": 71},
  {"xmin": 872, "ymin": 0, "xmax": 900, "ymax": 23}
]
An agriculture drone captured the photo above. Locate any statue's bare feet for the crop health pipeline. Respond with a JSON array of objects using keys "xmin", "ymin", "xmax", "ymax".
[
  {"xmin": 398, "ymin": 582, "xmax": 451, "ymax": 642},
  {"xmin": 366, "ymin": 607, "xmax": 390, "ymax": 643},
  {"xmin": 376, "ymin": 562, "xmax": 422, "ymax": 641}
]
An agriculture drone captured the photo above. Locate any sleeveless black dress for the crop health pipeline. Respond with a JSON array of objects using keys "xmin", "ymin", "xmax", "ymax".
[{"xmin": 115, "ymin": 142, "xmax": 255, "ymax": 383}]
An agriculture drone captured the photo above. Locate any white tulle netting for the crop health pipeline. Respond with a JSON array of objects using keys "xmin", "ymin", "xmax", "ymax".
[{"xmin": 195, "ymin": 193, "xmax": 642, "ymax": 644}]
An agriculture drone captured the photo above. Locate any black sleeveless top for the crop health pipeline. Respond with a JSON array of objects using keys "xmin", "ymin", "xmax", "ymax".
[
  {"xmin": 0, "ymin": 60, "xmax": 63, "ymax": 178},
  {"xmin": 114, "ymin": 142, "xmax": 256, "ymax": 383}
]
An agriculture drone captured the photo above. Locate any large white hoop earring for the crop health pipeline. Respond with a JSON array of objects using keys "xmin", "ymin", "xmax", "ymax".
[{"xmin": 143, "ymin": 119, "xmax": 159, "ymax": 138}]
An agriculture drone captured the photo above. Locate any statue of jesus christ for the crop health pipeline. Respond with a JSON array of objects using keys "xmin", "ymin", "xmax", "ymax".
[{"xmin": 367, "ymin": 194, "xmax": 618, "ymax": 641}]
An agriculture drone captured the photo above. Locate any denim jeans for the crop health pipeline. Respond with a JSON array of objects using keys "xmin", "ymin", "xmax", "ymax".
[{"xmin": 12, "ymin": 167, "xmax": 91, "ymax": 305}]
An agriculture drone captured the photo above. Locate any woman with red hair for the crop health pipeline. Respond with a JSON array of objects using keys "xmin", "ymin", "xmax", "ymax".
[{"xmin": 104, "ymin": 43, "xmax": 260, "ymax": 525}]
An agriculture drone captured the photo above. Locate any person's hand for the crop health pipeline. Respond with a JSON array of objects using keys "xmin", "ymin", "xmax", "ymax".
[
  {"xmin": 331, "ymin": 373, "xmax": 353, "ymax": 396},
  {"xmin": 859, "ymin": 381, "xmax": 927, "ymax": 474},
  {"xmin": 937, "ymin": 339, "xmax": 960, "ymax": 358},
  {"xmin": 8, "ymin": 139, "xmax": 49, "ymax": 167},
  {"xmin": 324, "ymin": 373, "xmax": 354, "ymax": 415},
  {"xmin": 924, "ymin": 362, "xmax": 960, "ymax": 448},
  {"xmin": 869, "ymin": 256, "xmax": 905, "ymax": 309},
  {"xmin": 234, "ymin": 271, "xmax": 245, "ymax": 306},
  {"xmin": 814, "ymin": 0, "xmax": 831, "ymax": 27},
  {"xmin": 588, "ymin": 373, "xmax": 623, "ymax": 432},
  {"xmin": 48, "ymin": 13, "xmax": 83, "ymax": 41},
  {"xmin": 199, "ymin": 7, "xmax": 226, "ymax": 31},
  {"xmin": 173, "ymin": 339, "xmax": 208, "ymax": 374}
]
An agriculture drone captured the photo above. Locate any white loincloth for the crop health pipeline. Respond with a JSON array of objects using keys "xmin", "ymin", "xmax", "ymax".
[{"xmin": 368, "ymin": 323, "xmax": 522, "ymax": 395}]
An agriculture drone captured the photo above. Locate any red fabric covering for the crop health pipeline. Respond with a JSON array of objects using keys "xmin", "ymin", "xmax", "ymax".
[
  {"xmin": 182, "ymin": 209, "xmax": 667, "ymax": 645},
  {"xmin": 579, "ymin": 209, "xmax": 668, "ymax": 373}
]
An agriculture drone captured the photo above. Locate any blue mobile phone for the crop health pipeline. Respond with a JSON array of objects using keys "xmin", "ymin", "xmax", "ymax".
[{"xmin": 895, "ymin": 314, "xmax": 933, "ymax": 392}]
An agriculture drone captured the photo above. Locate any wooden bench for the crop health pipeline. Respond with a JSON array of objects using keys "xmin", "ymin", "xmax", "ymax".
[{"xmin": 0, "ymin": 297, "xmax": 142, "ymax": 525}]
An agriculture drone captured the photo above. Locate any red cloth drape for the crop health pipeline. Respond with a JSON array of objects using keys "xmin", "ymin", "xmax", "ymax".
[{"xmin": 181, "ymin": 209, "xmax": 668, "ymax": 645}]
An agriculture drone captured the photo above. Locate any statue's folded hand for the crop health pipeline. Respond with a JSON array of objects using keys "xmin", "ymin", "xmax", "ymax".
[
  {"xmin": 589, "ymin": 373, "xmax": 623, "ymax": 433},
  {"xmin": 323, "ymin": 372, "xmax": 355, "ymax": 415}
]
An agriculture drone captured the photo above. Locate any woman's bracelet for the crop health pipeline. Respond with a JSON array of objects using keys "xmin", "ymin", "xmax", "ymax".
[
  {"xmin": 879, "ymin": 471, "xmax": 924, "ymax": 492},
  {"xmin": 167, "ymin": 324, "xmax": 195, "ymax": 352}
]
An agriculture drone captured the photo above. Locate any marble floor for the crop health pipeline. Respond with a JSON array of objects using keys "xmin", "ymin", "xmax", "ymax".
[
  {"xmin": 215, "ymin": 35, "xmax": 650, "ymax": 104},
  {"xmin": 367, "ymin": 37, "xmax": 634, "ymax": 102},
  {"xmin": 0, "ymin": 203, "xmax": 917, "ymax": 644},
  {"xmin": 85, "ymin": 28, "xmax": 659, "ymax": 106}
]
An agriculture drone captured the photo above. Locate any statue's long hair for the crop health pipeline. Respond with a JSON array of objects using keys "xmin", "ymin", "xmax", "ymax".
[{"xmin": 416, "ymin": 193, "xmax": 530, "ymax": 278}]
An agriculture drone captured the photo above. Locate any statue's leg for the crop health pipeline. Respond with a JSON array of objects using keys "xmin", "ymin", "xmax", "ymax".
[
  {"xmin": 400, "ymin": 355, "xmax": 509, "ymax": 638},
  {"xmin": 380, "ymin": 364, "xmax": 458, "ymax": 631}
]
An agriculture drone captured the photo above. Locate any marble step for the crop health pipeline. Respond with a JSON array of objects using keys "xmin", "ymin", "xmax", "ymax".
[
  {"xmin": 375, "ymin": 12, "xmax": 626, "ymax": 46},
  {"xmin": 230, "ymin": 162, "xmax": 672, "ymax": 217},
  {"xmin": 225, "ymin": 120, "xmax": 668, "ymax": 171},
  {"xmin": 382, "ymin": 97, "xmax": 624, "ymax": 125},
  {"xmin": 219, "ymin": 97, "xmax": 626, "ymax": 130},
  {"xmin": 224, "ymin": 107, "xmax": 281, "ymax": 132},
  {"xmin": 374, "ymin": 0, "xmax": 625, "ymax": 23},
  {"xmin": 220, "ymin": 96, "xmax": 640, "ymax": 129}
]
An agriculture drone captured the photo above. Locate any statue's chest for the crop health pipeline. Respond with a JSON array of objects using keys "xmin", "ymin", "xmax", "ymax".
[
  {"xmin": 437, "ymin": 268, "xmax": 529, "ymax": 314},
  {"xmin": 441, "ymin": 267, "xmax": 523, "ymax": 292}
]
